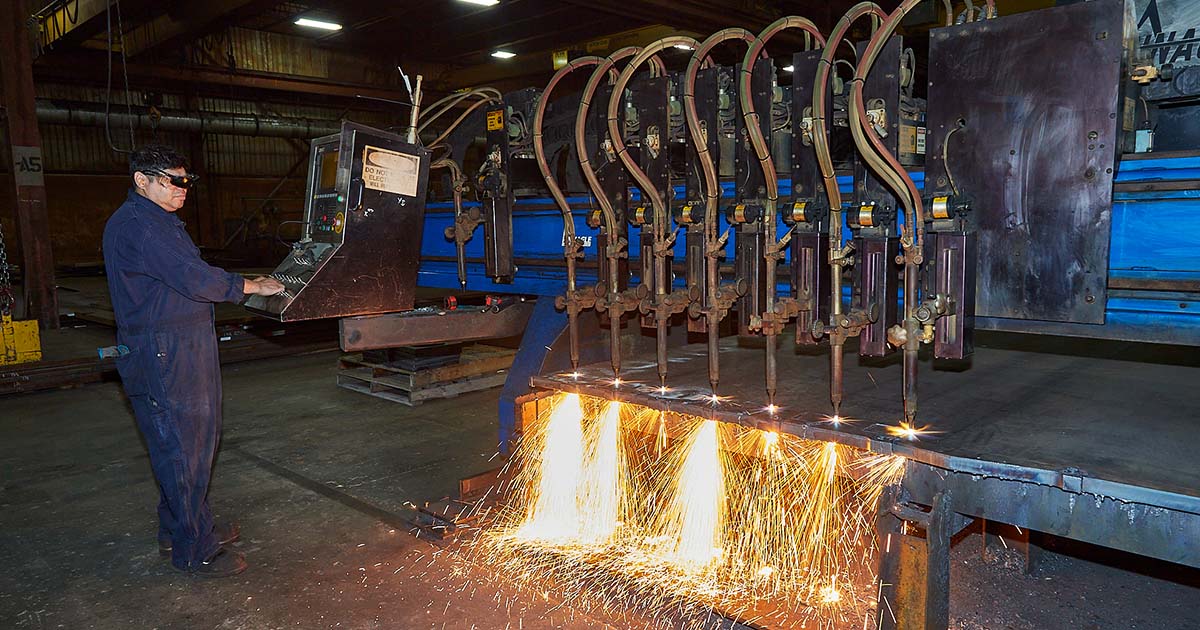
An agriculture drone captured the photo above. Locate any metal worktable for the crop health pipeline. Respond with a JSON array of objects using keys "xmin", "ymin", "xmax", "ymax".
[{"xmin": 532, "ymin": 337, "xmax": 1200, "ymax": 569}]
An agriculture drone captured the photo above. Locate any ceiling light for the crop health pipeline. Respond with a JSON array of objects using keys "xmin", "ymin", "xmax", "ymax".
[
  {"xmin": 673, "ymin": 44, "xmax": 694, "ymax": 51},
  {"xmin": 459, "ymin": 0, "xmax": 500, "ymax": 5},
  {"xmin": 491, "ymin": 50, "xmax": 516, "ymax": 59},
  {"xmin": 294, "ymin": 18, "xmax": 342, "ymax": 31},
  {"xmin": 782, "ymin": 65, "xmax": 795, "ymax": 72}
]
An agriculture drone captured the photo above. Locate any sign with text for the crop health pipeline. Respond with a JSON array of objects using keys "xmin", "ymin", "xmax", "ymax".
[
  {"xmin": 361, "ymin": 145, "xmax": 419, "ymax": 197},
  {"xmin": 12, "ymin": 146, "xmax": 44, "ymax": 187}
]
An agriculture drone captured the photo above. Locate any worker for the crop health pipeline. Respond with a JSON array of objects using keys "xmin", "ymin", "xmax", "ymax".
[{"xmin": 102, "ymin": 145, "xmax": 285, "ymax": 578}]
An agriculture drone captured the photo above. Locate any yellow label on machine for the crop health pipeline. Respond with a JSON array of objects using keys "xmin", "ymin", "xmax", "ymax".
[{"xmin": 486, "ymin": 110, "xmax": 505, "ymax": 131}]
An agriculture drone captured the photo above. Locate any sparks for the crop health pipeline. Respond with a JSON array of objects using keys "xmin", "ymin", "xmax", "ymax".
[
  {"xmin": 764, "ymin": 403, "xmax": 780, "ymax": 415},
  {"xmin": 657, "ymin": 385, "xmax": 670, "ymax": 395},
  {"xmin": 761, "ymin": 431, "xmax": 781, "ymax": 459},
  {"xmin": 609, "ymin": 378, "xmax": 624, "ymax": 388},
  {"xmin": 886, "ymin": 422, "xmax": 931, "ymax": 441},
  {"xmin": 658, "ymin": 419, "xmax": 726, "ymax": 572},
  {"xmin": 513, "ymin": 393, "xmax": 584, "ymax": 542},
  {"xmin": 470, "ymin": 393, "xmax": 909, "ymax": 628},
  {"xmin": 819, "ymin": 584, "xmax": 841, "ymax": 604}
]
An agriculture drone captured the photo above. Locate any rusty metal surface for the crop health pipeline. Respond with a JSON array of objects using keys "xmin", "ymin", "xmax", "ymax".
[
  {"xmin": 924, "ymin": 1, "xmax": 1126, "ymax": 324},
  {"xmin": 339, "ymin": 300, "xmax": 535, "ymax": 351},
  {"xmin": 531, "ymin": 338, "xmax": 1200, "ymax": 515}
]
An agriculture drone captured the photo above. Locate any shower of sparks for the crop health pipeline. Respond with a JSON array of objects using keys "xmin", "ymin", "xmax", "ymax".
[
  {"xmin": 656, "ymin": 419, "xmax": 726, "ymax": 572},
  {"xmin": 513, "ymin": 392, "xmax": 584, "ymax": 542},
  {"xmin": 578, "ymin": 400, "xmax": 625, "ymax": 543},
  {"xmin": 886, "ymin": 422, "xmax": 932, "ymax": 441},
  {"xmin": 469, "ymin": 392, "xmax": 907, "ymax": 629}
]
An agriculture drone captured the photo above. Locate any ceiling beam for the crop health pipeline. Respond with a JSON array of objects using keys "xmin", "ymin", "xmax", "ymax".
[
  {"xmin": 438, "ymin": 24, "xmax": 694, "ymax": 91},
  {"xmin": 30, "ymin": 0, "xmax": 113, "ymax": 53},
  {"xmin": 33, "ymin": 53, "xmax": 443, "ymax": 104},
  {"xmin": 121, "ymin": 0, "xmax": 277, "ymax": 59},
  {"xmin": 561, "ymin": 0, "xmax": 779, "ymax": 34}
]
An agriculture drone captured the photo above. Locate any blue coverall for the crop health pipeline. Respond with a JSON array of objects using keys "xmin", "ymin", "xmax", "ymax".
[{"xmin": 102, "ymin": 190, "xmax": 246, "ymax": 570}]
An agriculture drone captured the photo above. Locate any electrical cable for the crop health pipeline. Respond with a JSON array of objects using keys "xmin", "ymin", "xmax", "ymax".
[
  {"xmin": 607, "ymin": 37, "xmax": 701, "ymax": 231},
  {"xmin": 418, "ymin": 88, "xmax": 502, "ymax": 135},
  {"xmin": 606, "ymin": 35, "xmax": 704, "ymax": 391},
  {"xmin": 680, "ymin": 27, "xmax": 762, "ymax": 395},
  {"xmin": 573, "ymin": 46, "xmax": 646, "ymax": 379},
  {"xmin": 942, "ymin": 119, "xmax": 964, "ymax": 196},
  {"xmin": 739, "ymin": 16, "xmax": 827, "ymax": 406},
  {"xmin": 809, "ymin": 2, "xmax": 888, "ymax": 418},
  {"xmin": 103, "ymin": 0, "xmax": 130, "ymax": 154},
  {"xmin": 534, "ymin": 56, "xmax": 607, "ymax": 250},
  {"xmin": 115, "ymin": 0, "xmax": 135, "ymax": 149},
  {"xmin": 274, "ymin": 220, "xmax": 308, "ymax": 249},
  {"xmin": 812, "ymin": 3, "xmax": 888, "ymax": 217},
  {"xmin": 428, "ymin": 97, "xmax": 495, "ymax": 147}
]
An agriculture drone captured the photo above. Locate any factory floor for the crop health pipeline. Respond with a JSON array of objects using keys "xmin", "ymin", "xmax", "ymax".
[{"xmin": 3, "ymin": 351, "xmax": 1199, "ymax": 629}]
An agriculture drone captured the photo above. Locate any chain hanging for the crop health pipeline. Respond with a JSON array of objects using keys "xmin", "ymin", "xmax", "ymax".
[{"xmin": 0, "ymin": 218, "xmax": 13, "ymax": 315}]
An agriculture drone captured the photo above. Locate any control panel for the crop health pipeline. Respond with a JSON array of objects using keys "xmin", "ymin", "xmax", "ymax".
[{"xmin": 245, "ymin": 121, "xmax": 431, "ymax": 321}]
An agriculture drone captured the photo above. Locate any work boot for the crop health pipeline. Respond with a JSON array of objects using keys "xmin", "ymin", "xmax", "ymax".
[
  {"xmin": 174, "ymin": 547, "xmax": 248, "ymax": 579},
  {"xmin": 159, "ymin": 522, "xmax": 241, "ymax": 556}
]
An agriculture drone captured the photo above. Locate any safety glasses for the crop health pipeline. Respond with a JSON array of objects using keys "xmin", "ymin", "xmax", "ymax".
[{"xmin": 144, "ymin": 169, "xmax": 200, "ymax": 190}]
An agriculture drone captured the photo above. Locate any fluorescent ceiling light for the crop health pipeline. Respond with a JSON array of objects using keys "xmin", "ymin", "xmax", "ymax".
[
  {"xmin": 673, "ymin": 44, "xmax": 694, "ymax": 50},
  {"xmin": 782, "ymin": 65, "xmax": 795, "ymax": 72},
  {"xmin": 459, "ymin": 0, "xmax": 500, "ymax": 5},
  {"xmin": 295, "ymin": 18, "xmax": 342, "ymax": 31},
  {"xmin": 491, "ymin": 50, "xmax": 516, "ymax": 59}
]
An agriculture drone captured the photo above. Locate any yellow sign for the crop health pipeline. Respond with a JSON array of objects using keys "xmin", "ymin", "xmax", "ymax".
[
  {"xmin": 486, "ymin": 110, "xmax": 504, "ymax": 131},
  {"xmin": 552, "ymin": 50, "xmax": 568, "ymax": 69}
]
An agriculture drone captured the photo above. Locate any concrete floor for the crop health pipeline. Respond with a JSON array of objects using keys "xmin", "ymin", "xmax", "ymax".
[{"xmin": 3, "ymin": 351, "xmax": 1199, "ymax": 629}]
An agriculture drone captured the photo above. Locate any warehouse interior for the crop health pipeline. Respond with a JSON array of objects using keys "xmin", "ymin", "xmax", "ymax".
[{"xmin": 2, "ymin": 0, "xmax": 1200, "ymax": 628}]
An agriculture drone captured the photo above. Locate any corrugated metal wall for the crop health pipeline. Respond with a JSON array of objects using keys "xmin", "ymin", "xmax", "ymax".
[{"xmin": 27, "ymin": 23, "xmax": 414, "ymax": 267}]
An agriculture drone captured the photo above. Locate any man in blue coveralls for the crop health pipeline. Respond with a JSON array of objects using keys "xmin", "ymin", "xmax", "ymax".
[{"xmin": 103, "ymin": 145, "xmax": 285, "ymax": 577}]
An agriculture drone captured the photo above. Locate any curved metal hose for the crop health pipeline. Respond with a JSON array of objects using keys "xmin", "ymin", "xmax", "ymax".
[
  {"xmin": 739, "ymin": 16, "xmax": 827, "ymax": 407},
  {"xmin": 681, "ymin": 27, "xmax": 761, "ymax": 394}
]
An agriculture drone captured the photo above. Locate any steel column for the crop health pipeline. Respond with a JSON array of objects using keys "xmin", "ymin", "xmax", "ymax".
[{"xmin": 0, "ymin": 0, "xmax": 59, "ymax": 329}]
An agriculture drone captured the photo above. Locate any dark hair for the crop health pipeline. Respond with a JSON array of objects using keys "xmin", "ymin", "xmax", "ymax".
[{"xmin": 129, "ymin": 144, "xmax": 189, "ymax": 177}]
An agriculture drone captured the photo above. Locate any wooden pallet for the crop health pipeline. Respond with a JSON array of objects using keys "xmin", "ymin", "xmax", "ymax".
[{"xmin": 336, "ymin": 344, "xmax": 515, "ymax": 406}]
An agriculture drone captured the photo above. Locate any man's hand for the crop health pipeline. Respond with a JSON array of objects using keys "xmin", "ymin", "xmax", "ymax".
[{"xmin": 244, "ymin": 276, "xmax": 286, "ymax": 296}]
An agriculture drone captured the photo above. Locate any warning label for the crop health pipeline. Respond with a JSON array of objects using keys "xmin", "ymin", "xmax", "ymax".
[
  {"xmin": 486, "ymin": 110, "xmax": 504, "ymax": 131},
  {"xmin": 362, "ymin": 145, "xmax": 419, "ymax": 197}
]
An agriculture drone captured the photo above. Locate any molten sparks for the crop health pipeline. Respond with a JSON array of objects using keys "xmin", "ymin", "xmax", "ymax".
[
  {"xmin": 764, "ymin": 403, "xmax": 780, "ymax": 415},
  {"xmin": 578, "ymin": 401, "xmax": 624, "ymax": 543},
  {"xmin": 886, "ymin": 422, "xmax": 931, "ymax": 440},
  {"xmin": 819, "ymin": 583, "xmax": 841, "ymax": 604},
  {"xmin": 471, "ymin": 393, "xmax": 908, "ymax": 628},
  {"xmin": 514, "ymin": 393, "xmax": 584, "ymax": 542},
  {"xmin": 705, "ymin": 393, "xmax": 730, "ymax": 406},
  {"xmin": 761, "ymin": 431, "xmax": 781, "ymax": 459},
  {"xmin": 658, "ymin": 420, "xmax": 726, "ymax": 572}
]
